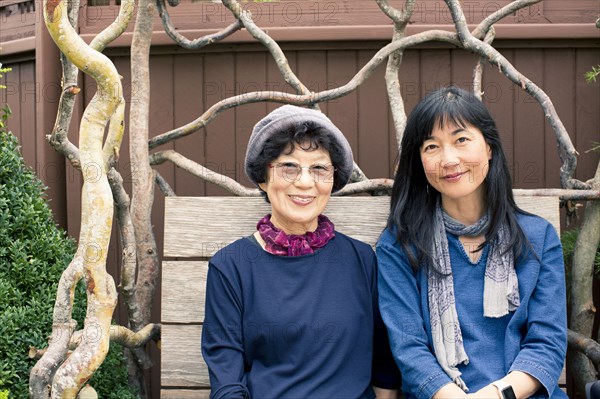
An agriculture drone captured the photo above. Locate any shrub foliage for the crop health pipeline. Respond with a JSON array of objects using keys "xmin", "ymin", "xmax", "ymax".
[{"xmin": 0, "ymin": 112, "xmax": 137, "ymax": 398}]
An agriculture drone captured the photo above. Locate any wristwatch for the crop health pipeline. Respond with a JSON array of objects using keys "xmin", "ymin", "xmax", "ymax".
[{"xmin": 491, "ymin": 380, "xmax": 517, "ymax": 399}]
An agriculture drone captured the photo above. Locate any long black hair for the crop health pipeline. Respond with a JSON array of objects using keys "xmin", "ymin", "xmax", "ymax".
[{"xmin": 389, "ymin": 86, "xmax": 530, "ymax": 269}]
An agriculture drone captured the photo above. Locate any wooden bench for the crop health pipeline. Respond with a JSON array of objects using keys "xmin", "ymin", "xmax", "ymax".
[{"xmin": 160, "ymin": 194, "xmax": 562, "ymax": 398}]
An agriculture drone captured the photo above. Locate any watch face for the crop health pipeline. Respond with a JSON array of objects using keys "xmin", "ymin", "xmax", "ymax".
[{"xmin": 502, "ymin": 386, "xmax": 517, "ymax": 399}]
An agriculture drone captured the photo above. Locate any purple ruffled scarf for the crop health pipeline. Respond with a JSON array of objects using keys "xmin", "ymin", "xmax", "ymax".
[{"xmin": 256, "ymin": 214, "xmax": 335, "ymax": 256}]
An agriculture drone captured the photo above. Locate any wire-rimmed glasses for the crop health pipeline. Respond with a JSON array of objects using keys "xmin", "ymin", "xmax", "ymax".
[{"xmin": 268, "ymin": 162, "xmax": 336, "ymax": 183}]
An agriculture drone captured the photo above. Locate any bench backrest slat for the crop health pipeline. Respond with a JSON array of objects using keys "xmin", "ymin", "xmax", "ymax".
[
  {"xmin": 163, "ymin": 195, "xmax": 560, "ymax": 258},
  {"xmin": 161, "ymin": 194, "xmax": 561, "ymax": 396}
]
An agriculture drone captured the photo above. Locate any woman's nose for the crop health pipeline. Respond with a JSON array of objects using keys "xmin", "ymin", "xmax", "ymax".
[
  {"xmin": 439, "ymin": 147, "xmax": 460, "ymax": 167},
  {"xmin": 295, "ymin": 167, "xmax": 315, "ymax": 187}
]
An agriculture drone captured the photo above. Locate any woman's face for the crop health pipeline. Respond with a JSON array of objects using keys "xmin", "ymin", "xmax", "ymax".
[
  {"xmin": 420, "ymin": 121, "xmax": 492, "ymax": 209},
  {"xmin": 259, "ymin": 143, "xmax": 334, "ymax": 234}
]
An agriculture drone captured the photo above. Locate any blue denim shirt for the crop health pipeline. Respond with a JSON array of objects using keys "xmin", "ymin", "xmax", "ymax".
[{"xmin": 377, "ymin": 213, "xmax": 567, "ymax": 399}]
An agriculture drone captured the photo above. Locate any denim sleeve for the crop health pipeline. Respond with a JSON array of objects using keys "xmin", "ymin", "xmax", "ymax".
[
  {"xmin": 201, "ymin": 263, "xmax": 251, "ymax": 399},
  {"xmin": 376, "ymin": 231, "xmax": 452, "ymax": 399},
  {"xmin": 509, "ymin": 223, "xmax": 567, "ymax": 397}
]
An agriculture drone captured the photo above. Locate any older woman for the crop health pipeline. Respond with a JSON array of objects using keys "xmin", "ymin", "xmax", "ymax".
[
  {"xmin": 201, "ymin": 105, "xmax": 400, "ymax": 399},
  {"xmin": 377, "ymin": 87, "xmax": 567, "ymax": 399}
]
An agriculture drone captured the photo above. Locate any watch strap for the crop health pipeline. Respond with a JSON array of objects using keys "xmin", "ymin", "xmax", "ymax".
[{"xmin": 491, "ymin": 380, "xmax": 517, "ymax": 399}]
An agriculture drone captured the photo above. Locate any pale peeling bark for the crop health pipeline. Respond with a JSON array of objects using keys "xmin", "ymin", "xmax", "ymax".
[
  {"xmin": 35, "ymin": 0, "xmax": 123, "ymax": 396},
  {"xmin": 89, "ymin": 0, "xmax": 134, "ymax": 51},
  {"xmin": 336, "ymin": 179, "xmax": 394, "ymax": 196},
  {"xmin": 512, "ymin": 189, "xmax": 600, "ymax": 201},
  {"xmin": 150, "ymin": 150, "xmax": 259, "ymax": 196},
  {"xmin": 128, "ymin": 2, "xmax": 159, "ymax": 397},
  {"xmin": 130, "ymin": 0, "xmax": 158, "ymax": 330},
  {"xmin": 29, "ymin": 255, "xmax": 84, "ymax": 398},
  {"xmin": 473, "ymin": 29, "xmax": 495, "ymax": 100},
  {"xmin": 46, "ymin": 0, "xmax": 80, "ymax": 168},
  {"xmin": 375, "ymin": 0, "xmax": 415, "ymax": 151},
  {"xmin": 47, "ymin": 0, "xmax": 133, "ymax": 167},
  {"xmin": 70, "ymin": 324, "xmax": 160, "ymax": 350},
  {"xmin": 30, "ymin": 324, "xmax": 160, "ymax": 359},
  {"xmin": 107, "ymin": 167, "xmax": 155, "ymax": 377},
  {"xmin": 568, "ymin": 160, "xmax": 600, "ymax": 391}
]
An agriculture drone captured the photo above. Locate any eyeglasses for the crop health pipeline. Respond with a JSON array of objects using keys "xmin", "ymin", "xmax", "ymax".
[{"xmin": 268, "ymin": 162, "xmax": 336, "ymax": 182}]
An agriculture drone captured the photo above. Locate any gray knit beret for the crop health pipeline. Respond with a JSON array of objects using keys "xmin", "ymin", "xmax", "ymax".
[{"xmin": 244, "ymin": 105, "xmax": 354, "ymax": 192}]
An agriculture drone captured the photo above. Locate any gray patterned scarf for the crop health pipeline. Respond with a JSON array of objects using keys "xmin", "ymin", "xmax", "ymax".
[{"xmin": 428, "ymin": 203, "xmax": 519, "ymax": 392}]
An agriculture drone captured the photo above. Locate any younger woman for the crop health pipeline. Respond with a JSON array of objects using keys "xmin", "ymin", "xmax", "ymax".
[{"xmin": 377, "ymin": 87, "xmax": 567, "ymax": 399}]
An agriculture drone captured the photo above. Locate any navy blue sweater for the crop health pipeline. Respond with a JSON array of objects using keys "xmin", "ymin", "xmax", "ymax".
[{"xmin": 202, "ymin": 232, "xmax": 400, "ymax": 399}]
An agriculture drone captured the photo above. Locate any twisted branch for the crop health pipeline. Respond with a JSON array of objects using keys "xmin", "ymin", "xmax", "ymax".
[
  {"xmin": 150, "ymin": 150, "xmax": 259, "ymax": 196},
  {"xmin": 148, "ymin": 30, "xmax": 460, "ymax": 149},
  {"xmin": 30, "ymin": 324, "xmax": 161, "ymax": 359},
  {"xmin": 220, "ymin": 0, "xmax": 314, "ymax": 104},
  {"xmin": 472, "ymin": 0, "xmax": 542, "ymax": 39},
  {"xmin": 155, "ymin": 171, "xmax": 176, "ymax": 197},
  {"xmin": 375, "ymin": 0, "xmax": 415, "ymax": 150},
  {"xmin": 156, "ymin": 0, "xmax": 242, "ymax": 50},
  {"xmin": 568, "ymin": 328, "xmax": 600, "ymax": 368}
]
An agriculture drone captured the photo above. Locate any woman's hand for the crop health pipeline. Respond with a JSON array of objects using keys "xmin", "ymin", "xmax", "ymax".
[
  {"xmin": 373, "ymin": 387, "xmax": 398, "ymax": 399},
  {"xmin": 433, "ymin": 382, "xmax": 469, "ymax": 398},
  {"xmin": 466, "ymin": 384, "xmax": 500, "ymax": 398},
  {"xmin": 467, "ymin": 371, "xmax": 541, "ymax": 399}
]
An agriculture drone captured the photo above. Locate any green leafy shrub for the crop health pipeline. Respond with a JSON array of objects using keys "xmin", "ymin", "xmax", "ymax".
[
  {"xmin": 561, "ymin": 229, "xmax": 600, "ymax": 275},
  {"xmin": 0, "ymin": 109, "xmax": 138, "ymax": 398}
]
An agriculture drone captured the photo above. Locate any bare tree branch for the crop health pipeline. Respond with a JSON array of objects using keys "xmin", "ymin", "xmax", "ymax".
[
  {"xmin": 220, "ymin": 0, "xmax": 315, "ymax": 104},
  {"xmin": 512, "ymin": 189, "xmax": 600, "ymax": 201},
  {"xmin": 36, "ymin": 0, "xmax": 123, "ymax": 393},
  {"xmin": 473, "ymin": 28, "xmax": 495, "ymax": 100},
  {"xmin": 335, "ymin": 179, "xmax": 394, "ymax": 196},
  {"xmin": 374, "ymin": 0, "xmax": 414, "ymax": 22},
  {"xmin": 150, "ymin": 150, "xmax": 259, "ymax": 196},
  {"xmin": 568, "ymin": 159, "xmax": 600, "ymax": 390},
  {"xmin": 568, "ymin": 328, "xmax": 600, "ymax": 368},
  {"xmin": 46, "ymin": 0, "xmax": 80, "ymax": 170},
  {"xmin": 148, "ymin": 30, "xmax": 461, "ymax": 149},
  {"xmin": 30, "ymin": 324, "xmax": 161, "ymax": 360},
  {"xmin": 350, "ymin": 162, "xmax": 369, "ymax": 183},
  {"xmin": 375, "ymin": 0, "xmax": 416, "ymax": 150},
  {"xmin": 445, "ymin": 0, "xmax": 587, "ymax": 190},
  {"xmin": 89, "ymin": 0, "xmax": 135, "ymax": 51},
  {"xmin": 70, "ymin": 324, "xmax": 161, "ymax": 350},
  {"xmin": 156, "ymin": 0, "xmax": 242, "ymax": 50},
  {"xmin": 29, "ymin": 256, "xmax": 84, "ymax": 398},
  {"xmin": 472, "ymin": 0, "xmax": 542, "ymax": 39},
  {"xmin": 47, "ymin": 0, "xmax": 133, "ymax": 169},
  {"xmin": 155, "ymin": 171, "xmax": 176, "ymax": 197}
]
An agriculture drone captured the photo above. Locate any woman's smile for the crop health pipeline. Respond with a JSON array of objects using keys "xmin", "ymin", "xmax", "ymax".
[{"xmin": 288, "ymin": 194, "xmax": 316, "ymax": 205}]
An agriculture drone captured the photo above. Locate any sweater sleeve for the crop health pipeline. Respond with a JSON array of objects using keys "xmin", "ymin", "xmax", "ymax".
[
  {"xmin": 508, "ymin": 223, "xmax": 567, "ymax": 397},
  {"xmin": 376, "ymin": 230, "xmax": 452, "ymax": 399},
  {"xmin": 201, "ymin": 262, "xmax": 251, "ymax": 399},
  {"xmin": 370, "ymin": 251, "xmax": 403, "ymax": 390}
]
